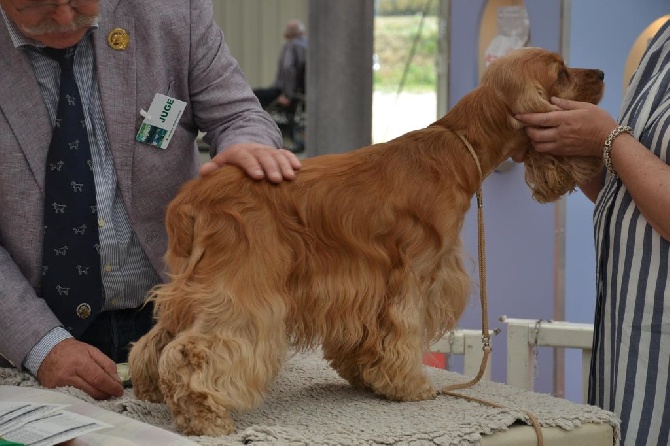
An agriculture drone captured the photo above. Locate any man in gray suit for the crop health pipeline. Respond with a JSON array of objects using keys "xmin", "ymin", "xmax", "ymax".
[{"xmin": 0, "ymin": 0, "xmax": 300, "ymax": 400}]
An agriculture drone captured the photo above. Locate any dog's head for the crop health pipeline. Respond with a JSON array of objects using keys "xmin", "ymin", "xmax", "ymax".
[{"xmin": 481, "ymin": 47, "xmax": 605, "ymax": 203}]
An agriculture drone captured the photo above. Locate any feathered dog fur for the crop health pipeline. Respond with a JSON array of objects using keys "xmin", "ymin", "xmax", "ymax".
[{"xmin": 128, "ymin": 48, "xmax": 605, "ymax": 436}]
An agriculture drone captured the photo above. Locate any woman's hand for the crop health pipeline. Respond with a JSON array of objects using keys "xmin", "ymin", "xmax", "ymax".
[{"xmin": 515, "ymin": 97, "xmax": 618, "ymax": 158}]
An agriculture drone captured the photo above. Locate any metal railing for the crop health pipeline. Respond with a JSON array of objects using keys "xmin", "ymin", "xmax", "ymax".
[
  {"xmin": 430, "ymin": 329, "xmax": 497, "ymax": 380},
  {"xmin": 500, "ymin": 316, "xmax": 594, "ymax": 402}
]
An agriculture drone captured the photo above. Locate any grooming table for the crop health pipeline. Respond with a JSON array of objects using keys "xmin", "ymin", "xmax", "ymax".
[{"xmin": 0, "ymin": 351, "xmax": 619, "ymax": 445}]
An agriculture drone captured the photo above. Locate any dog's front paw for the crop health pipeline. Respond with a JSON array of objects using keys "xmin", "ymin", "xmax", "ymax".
[
  {"xmin": 413, "ymin": 385, "xmax": 438, "ymax": 401},
  {"xmin": 392, "ymin": 385, "xmax": 438, "ymax": 402},
  {"xmin": 130, "ymin": 370, "xmax": 165, "ymax": 403},
  {"xmin": 174, "ymin": 412, "xmax": 236, "ymax": 437},
  {"xmin": 385, "ymin": 384, "xmax": 437, "ymax": 401},
  {"xmin": 133, "ymin": 386, "xmax": 165, "ymax": 403}
]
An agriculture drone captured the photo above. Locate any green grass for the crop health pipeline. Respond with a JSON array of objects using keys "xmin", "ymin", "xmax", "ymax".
[{"xmin": 374, "ymin": 15, "xmax": 438, "ymax": 93}]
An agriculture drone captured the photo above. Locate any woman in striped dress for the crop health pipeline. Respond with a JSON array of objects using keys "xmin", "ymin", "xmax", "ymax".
[{"xmin": 517, "ymin": 19, "xmax": 670, "ymax": 445}]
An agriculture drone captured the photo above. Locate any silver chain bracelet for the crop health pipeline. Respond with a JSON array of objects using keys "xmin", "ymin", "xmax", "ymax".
[{"xmin": 603, "ymin": 125, "xmax": 634, "ymax": 179}]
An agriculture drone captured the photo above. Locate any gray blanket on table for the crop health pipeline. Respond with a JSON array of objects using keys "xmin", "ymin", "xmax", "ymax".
[{"xmin": 0, "ymin": 351, "xmax": 620, "ymax": 445}]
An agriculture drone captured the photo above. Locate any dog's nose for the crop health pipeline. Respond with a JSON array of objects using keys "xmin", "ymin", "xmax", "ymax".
[{"xmin": 597, "ymin": 70, "xmax": 605, "ymax": 80}]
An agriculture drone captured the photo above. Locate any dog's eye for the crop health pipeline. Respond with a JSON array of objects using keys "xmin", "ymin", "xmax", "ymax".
[{"xmin": 557, "ymin": 68, "xmax": 570, "ymax": 83}]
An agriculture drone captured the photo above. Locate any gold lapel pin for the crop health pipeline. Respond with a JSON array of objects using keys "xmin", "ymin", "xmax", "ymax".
[{"xmin": 108, "ymin": 28, "xmax": 130, "ymax": 51}]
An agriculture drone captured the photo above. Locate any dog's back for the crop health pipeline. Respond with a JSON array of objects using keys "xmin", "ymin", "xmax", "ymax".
[{"xmin": 161, "ymin": 132, "xmax": 473, "ymax": 348}]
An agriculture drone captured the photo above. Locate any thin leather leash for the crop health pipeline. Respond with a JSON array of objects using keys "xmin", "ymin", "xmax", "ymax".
[{"xmin": 439, "ymin": 132, "xmax": 545, "ymax": 446}]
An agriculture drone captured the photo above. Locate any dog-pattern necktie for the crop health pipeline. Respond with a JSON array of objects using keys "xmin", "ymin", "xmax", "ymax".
[{"xmin": 41, "ymin": 46, "xmax": 103, "ymax": 336}]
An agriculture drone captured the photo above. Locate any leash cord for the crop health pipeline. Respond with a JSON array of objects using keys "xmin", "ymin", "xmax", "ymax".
[{"xmin": 440, "ymin": 133, "xmax": 545, "ymax": 446}]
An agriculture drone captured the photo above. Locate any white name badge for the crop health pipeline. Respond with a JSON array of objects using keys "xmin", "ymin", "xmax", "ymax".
[{"xmin": 136, "ymin": 93, "xmax": 186, "ymax": 149}]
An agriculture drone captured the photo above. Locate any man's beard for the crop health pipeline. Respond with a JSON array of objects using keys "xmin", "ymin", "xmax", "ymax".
[{"xmin": 21, "ymin": 13, "xmax": 97, "ymax": 36}]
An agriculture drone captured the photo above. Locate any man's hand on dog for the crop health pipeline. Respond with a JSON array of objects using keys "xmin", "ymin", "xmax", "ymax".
[
  {"xmin": 37, "ymin": 338, "xmax": 124, "ymax": 400},
  {"xmin": 200, "ymin": 143, "xmax": 301, "ymax": 182}
]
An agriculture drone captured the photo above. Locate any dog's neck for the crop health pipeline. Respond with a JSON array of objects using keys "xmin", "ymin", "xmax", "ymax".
[
  {"xmin": 432, "ymin": 85, "xmax": 530, "ymax": 181},
  {"xmin": 454, "ymin": 132, "xmax": 483, "ymax": 183}
]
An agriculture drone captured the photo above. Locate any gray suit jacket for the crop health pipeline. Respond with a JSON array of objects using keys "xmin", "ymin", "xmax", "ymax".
[{"xmin": 0, "ymin": 0, "xmax": 281, "ymax": 367}]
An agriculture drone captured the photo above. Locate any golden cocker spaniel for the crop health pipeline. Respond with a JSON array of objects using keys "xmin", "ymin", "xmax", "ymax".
[{"xmin": 129, "ymin": 47, "xmax": 604, "ymax": 436}]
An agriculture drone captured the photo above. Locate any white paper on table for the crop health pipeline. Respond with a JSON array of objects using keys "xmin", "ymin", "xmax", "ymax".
[
  {"xmin": 0, "ymin": 402, "xmax": 70, "ymax": 435},
  {"xmin": 1, "ymin": 404, "xmax": 111, "ymax": 446}
]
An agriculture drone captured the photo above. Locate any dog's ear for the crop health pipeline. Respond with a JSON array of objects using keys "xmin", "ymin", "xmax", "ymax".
[
  {"xmin": 504, "ymin": 85, "xmax": 552, "ymax": 145},
  {"xmin": 515, "ymin": 83, "xmax": 554, "ymax": 114},
  {"xmin": 508, "ymin": 114, "xmax": 525, "ymax": 131}
]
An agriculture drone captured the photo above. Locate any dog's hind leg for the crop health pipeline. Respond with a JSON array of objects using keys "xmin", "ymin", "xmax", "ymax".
[
  {"xmin": 128, "ymin": 322, "xmax": 173, "ymax": 403},
  {"xmin": 157, "ymin": 309, "xmax": 289, "ymax": 436},
  {"xmin": 157, "ymin": 331, "xmax": 237, "ymax": 436}
]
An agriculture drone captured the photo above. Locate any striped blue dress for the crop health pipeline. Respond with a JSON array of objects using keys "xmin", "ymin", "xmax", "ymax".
[{"xmin": 591, "ymin": 19, "xmax": 670, "ymax": 446}]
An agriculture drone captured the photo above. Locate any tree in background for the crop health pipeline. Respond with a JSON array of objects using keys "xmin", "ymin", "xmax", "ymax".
[
  {"xmin": 374, "ymin": 0, "xmax": 437, "ymax": 92},
  {"xmin": 375, "ymin": 0, "xmax": 438, "ymax": 16}
]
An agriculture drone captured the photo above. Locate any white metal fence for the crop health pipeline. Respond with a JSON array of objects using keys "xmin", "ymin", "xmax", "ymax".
[
  {"xmin": 432, "ymin": 319, "xmax": 595, "ymax": 402},
  {"xmin": 430, "ymin": 329, "xmax": 496, "ymax": 380},
  {"xmin": 500, "ymin": 316, "xmax": 594, "ymax": 402}
]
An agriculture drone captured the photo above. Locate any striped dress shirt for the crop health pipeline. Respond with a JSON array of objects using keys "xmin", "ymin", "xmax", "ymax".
[{"xmin": 591, "ymin": 19, "xmax": 670, "ymax": 446}]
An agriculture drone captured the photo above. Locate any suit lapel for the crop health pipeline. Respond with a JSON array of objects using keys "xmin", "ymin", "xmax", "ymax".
[
  {"xmin": 94, "ymin": 4, "xmax": 136, "ymax": 207},
  {"xmin": 0, "ymin": 24, "xmax": 52, "ymax": 192}
]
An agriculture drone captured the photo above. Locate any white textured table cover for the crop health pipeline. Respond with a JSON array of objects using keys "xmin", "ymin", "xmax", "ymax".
[{"xmin": 0, "ymin": 351, "xmax": 619, "ymax": 445}]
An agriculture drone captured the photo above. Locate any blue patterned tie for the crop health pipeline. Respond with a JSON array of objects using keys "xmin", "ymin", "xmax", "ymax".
[{"xmin": 41, "ymin": 46, "xmax": 103, "ymax": 336}]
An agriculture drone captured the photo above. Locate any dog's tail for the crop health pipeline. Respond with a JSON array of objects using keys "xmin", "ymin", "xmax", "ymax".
[
  {"xmin": 143, "ymin": 200, "xmax": 204, "ymax": 331},
  {"xmin": 164, "ymin": 201, "xmax": 204, "ymax": 278}
]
